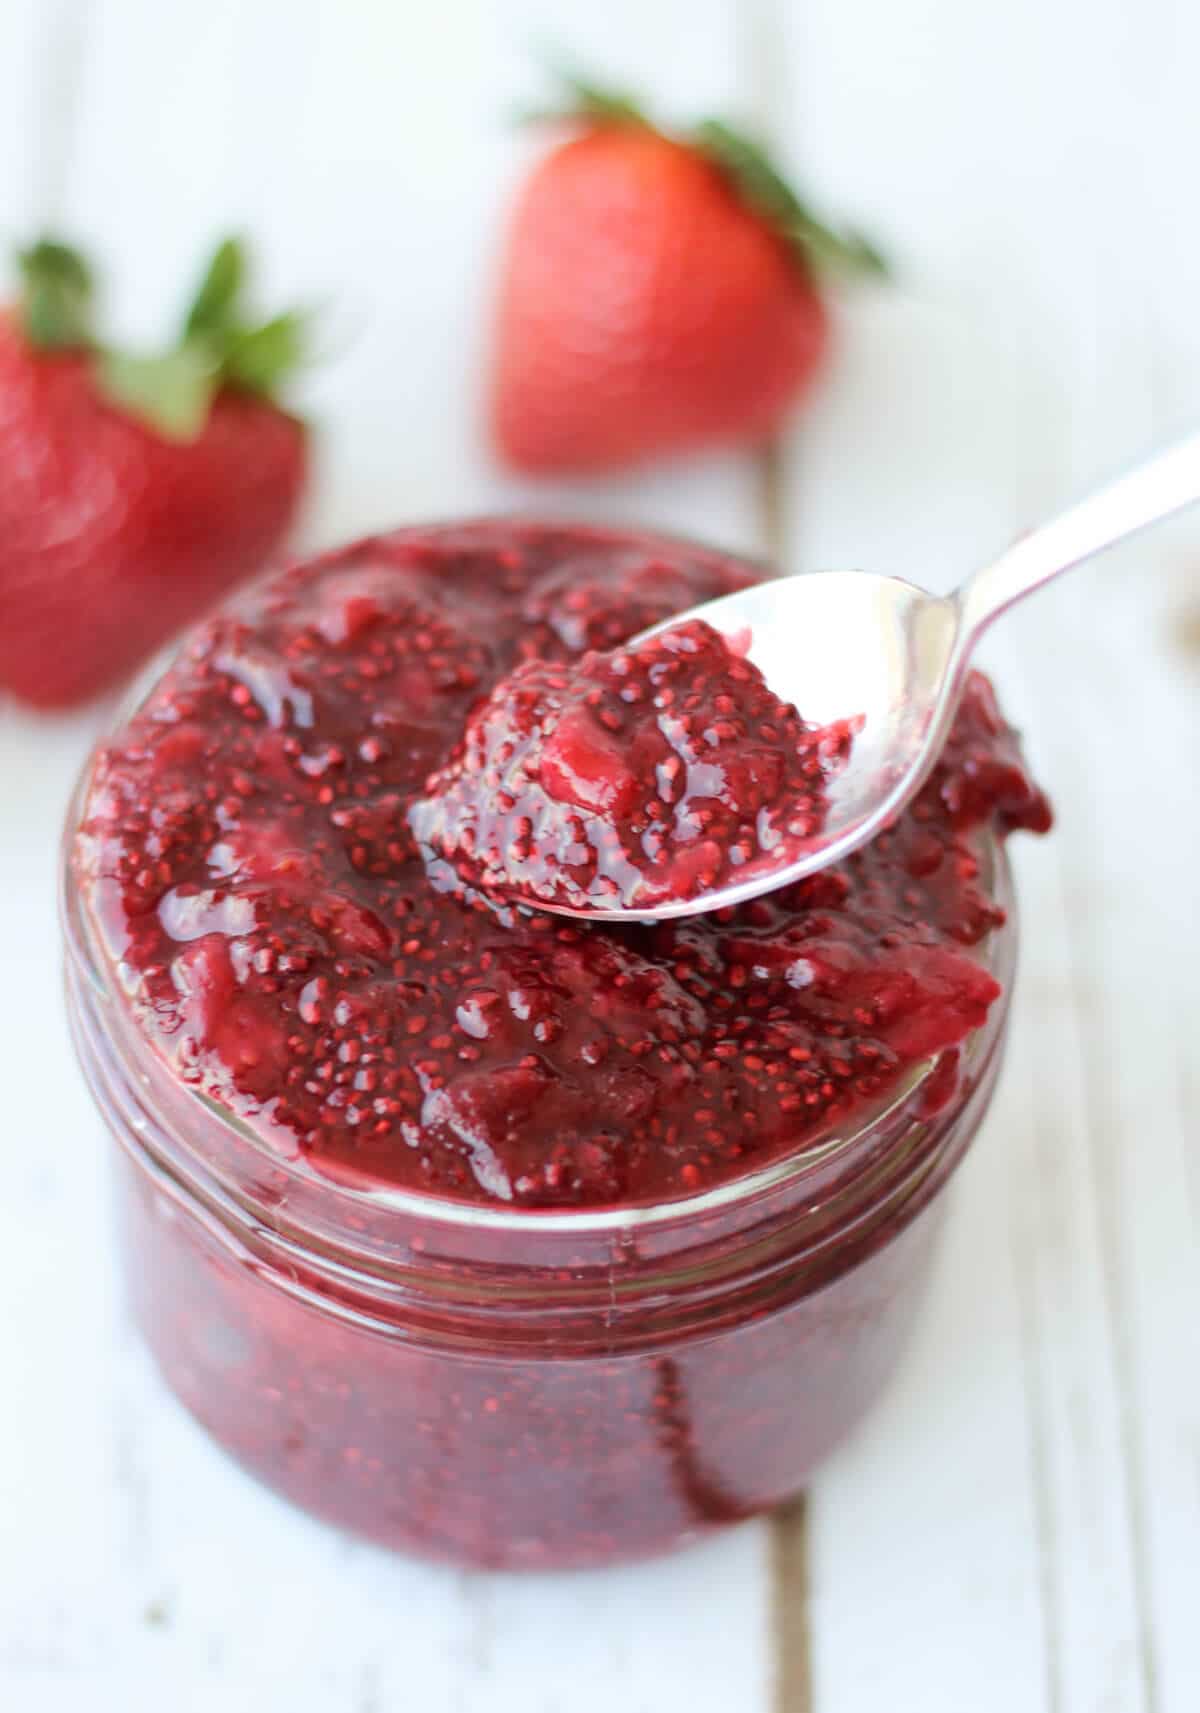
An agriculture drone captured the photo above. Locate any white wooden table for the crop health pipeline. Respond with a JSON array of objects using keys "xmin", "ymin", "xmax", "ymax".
[{"xmin": 2, "ymin": 3, "xmax": 1196, "ymax": 1708}]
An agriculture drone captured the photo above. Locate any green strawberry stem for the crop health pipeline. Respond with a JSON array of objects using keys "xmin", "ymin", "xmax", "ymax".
[
  {"xmin": 175, "ymin": 236, "xmax": 312, "ymax": 402},
  {"xmin": 528, "ymin": 70, "xmax": 888, "ymax": 282},
  {"xmin": 16, "ymin": 233, "xmax": 311, "ymax": 442},
  {"xmin": 96, "ymin": 345, "xmax": 224, "ymax": 443},
  {"xmin": 183, "ymin": 236, "xmax": 247, "ymax": 342},
  {"xmin": 17, "ymin": 241, "xmax": 96, "ymax": 348},
  {"xmin": 520, "ymin": 69, "xmax": 652, "ymax": 129},
  {"xmin": 691, "ymin": 120, "xmax": 887, "ymax": 279}
]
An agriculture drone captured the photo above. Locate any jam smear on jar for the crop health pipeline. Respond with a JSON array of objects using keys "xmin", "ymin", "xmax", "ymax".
[{"xmin": 78, "ymin": 521, "xmax": 1051, "ymax": 1210}]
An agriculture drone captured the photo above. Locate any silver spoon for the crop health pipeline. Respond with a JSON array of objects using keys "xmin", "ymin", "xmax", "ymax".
[{"xmin": 546, "ymin": 431, "xmax": 1200, "ymax": 922}]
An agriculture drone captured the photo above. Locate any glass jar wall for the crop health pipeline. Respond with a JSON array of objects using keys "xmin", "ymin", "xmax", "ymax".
[{"xmin": 64, "ymin": 843, "xmax": 1014, "ymax": 1568}]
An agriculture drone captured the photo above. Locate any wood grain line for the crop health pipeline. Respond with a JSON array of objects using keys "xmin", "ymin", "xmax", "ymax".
[
  {"xmin": 1059, "ymin": 867, "xmax": 1160, "ymax": 1713},
  {"xmin": 757, "ymin": 429, "xmax": 812, "ymax": 1713},
  {"xmin": 31, "ymin": 0, "xmax": 92, "ymax": 221},
  {"xmin": 1010, "ymin": 1114, "xmax": 1065, "ymax": 1713},
  {"xmin": 1180, "ymin": 1051, "xmax": 1200, "ymax": 1235},
  {"xmin": 770, "ymin": 1498, "xmax": 813, "ymax": 1713},
  {"xmin": 456, "ymin": 1570, "xmax": 495, "ymax": 1683},
  {"xmin": 355, "ymin": 1657, "xmax": 382, "ymax": 1713},
  {"xmin": 744, "ymin": 0, "xmax": 815, "ymax": 1694},
  {"xmin": 757, "ymin": 439, "xmax": 790, "ymax": 564}
]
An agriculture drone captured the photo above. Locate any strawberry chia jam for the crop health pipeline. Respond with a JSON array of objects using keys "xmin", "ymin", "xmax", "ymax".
[
  {"xmin": 64, "ymin": 520, "xmax": 1050, "ymax": 1568},
  {"xmin": 411, "ymin": 618, "xmax": 856, "ymax": 912}
]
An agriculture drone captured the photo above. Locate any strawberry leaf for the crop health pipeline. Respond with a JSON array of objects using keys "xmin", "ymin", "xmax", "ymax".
[
  {"xmin": 17, "ymin": 230, "xmax": 311, "ymax": 438},
  {"xmin": 17, "ymin": 239, "xmax": 96, "ymax": 349},
  {"xmin": 181, "ymin": 236, "xmax": 309, "ymax": 399},
  {"xmin": 692, "ymin": 119, "xmax": 888, "ymax": 279},
  {"xmin": 183, "ymin": 236, "xmax": 248, "ymax": 342},
  {"xmin": 521, "ymin": 68, "xmax": 655, "ymax": 130},
  {"xmin": 95, "ymin": 344, "xmax": 221, "ymax": 442},
  {"xmin": 221, "ymin": 310, "xmax": 310, "ymax": 397},
  {"xmin": 521, "ymin": 69, "xmax": 887, "ymax": 282}
]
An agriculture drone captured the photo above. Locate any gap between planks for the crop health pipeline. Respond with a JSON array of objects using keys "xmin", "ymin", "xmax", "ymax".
[
  {"xmin": 757, "ymin": 437, "xmax": 814, "ymax": 1713},
  {"xmin": 770, "ymin": 1497, "xmax": 813, "ymax": 1713},
  {"xmin": 744, "ymin": 0, "xmax": 816, "ymax": 1697}
]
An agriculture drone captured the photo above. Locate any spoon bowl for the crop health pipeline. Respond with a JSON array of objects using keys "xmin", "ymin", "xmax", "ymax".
[
  {"xmin": 535, "ymin": 429, "xmax": 1200, "ymax": 923},
  {"xmin": 616, "ymin": 573, "xmax": 962, "ymax": 917}
]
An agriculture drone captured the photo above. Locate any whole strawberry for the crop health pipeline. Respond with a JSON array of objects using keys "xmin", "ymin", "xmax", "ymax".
[
  {"xmin": 0, "ymin": 238, "xmax": 310, "ymax": 709},
  {"xmin": 491, "ymin": 75, "xmax": 885, "ymax": 475}
]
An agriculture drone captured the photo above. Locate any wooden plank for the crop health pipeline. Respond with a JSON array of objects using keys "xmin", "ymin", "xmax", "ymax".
[
  {"xmin": 765, "ymin": 327, "xmax": 1070, "ymax": 1703},
  {"xmin": 0, "ymin": 0, "xmax": 82, "ymax": 230},
  {"xmin": 1073, "ymin": 19, "xmax": 1200, "ymax": 1713},
  {"xmin": 966, "ymin": 0, "xmax": 1200, "ymax": 1696},
  {"xmin": 462, "ymin": 1526, "xmax": 772, "ymax": 1713},
  {"xmin": 0, "ymin": 0, "xmax": 121, "ymax": 1693},
  {"xmin": 440, "ymin": 7, "xmax": 777, "ymax": 1708},
  {"xmin": 778, "ymin": 2, "xmax": 1197, "ymax": 1709},
  {"xmin": 770, "ymin": 18, "xmax": 1054, "ymax": 1700},
  {"xmin": 1, "ymin": 3, "xmax": 778, "ymax": 1711}
]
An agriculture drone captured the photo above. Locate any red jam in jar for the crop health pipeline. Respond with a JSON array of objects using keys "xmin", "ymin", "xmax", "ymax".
[{"xmin": 64, "ymin": 520, "xmax": 1050, "ymax": 1568}]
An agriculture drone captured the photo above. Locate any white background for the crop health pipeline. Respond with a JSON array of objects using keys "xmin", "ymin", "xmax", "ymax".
[{"xmin": 1, "ymin": 2, "xmax": 1197, "ymax": 1709}]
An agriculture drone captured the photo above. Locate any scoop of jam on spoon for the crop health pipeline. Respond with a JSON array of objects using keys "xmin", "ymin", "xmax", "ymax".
[
  {"xmin": 410, "ymin": 617, "xmax": 858, "ymax": 914},
  {"xmin": 414, "ymin": 432, "xmax": 1200, "ymax": 921}
]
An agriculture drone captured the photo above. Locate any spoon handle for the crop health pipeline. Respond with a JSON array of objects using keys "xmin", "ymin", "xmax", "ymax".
[{"xmin": 957, "ymin": 430, "xmax": 1200, "ymax": 640}]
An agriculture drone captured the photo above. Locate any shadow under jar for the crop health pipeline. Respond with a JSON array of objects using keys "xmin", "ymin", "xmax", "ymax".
[{"xmin": 61, "ymin": 520, "xmax": 1045, "ymax": 1571}]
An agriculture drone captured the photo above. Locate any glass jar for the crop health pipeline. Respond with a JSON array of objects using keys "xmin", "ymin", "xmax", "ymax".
[{"xmin": 63, "ymin": 770, "xmax": 1015, "ymax": 1570}]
